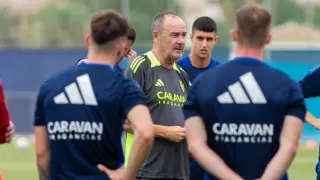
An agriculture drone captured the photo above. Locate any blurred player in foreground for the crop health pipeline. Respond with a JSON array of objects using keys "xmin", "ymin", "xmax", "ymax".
[
  {"xmin": 177, "ymin": 16, "xmax": 219, "ymax": 180},
  {"xmin": 184, "ymin": 3, "xmax": 305, "ymax": 180},
  {"xmin": 299, "ymin": 66, "xmax": 320, "ymax": 179},
  {"xmin": 34, "ymin": 10, "xmax": 154, "ymax": 180},
  {"xmin": 0, "ymin": 80, "xmax": 14, "ymax": 144},
  {"xmin": 177, "ymin": 16, "xmax": 219, "ymax": 83},
  {"xmin": 124, "ymin": 12, "xmax": 190, "ymax": 180},
  {"xmin": 299, "ymin": 67, "xmax": 320, "ymax": 129},
  {"xmin": 77, "ymin": 27, "xmax": 137, "ymax": 72}
]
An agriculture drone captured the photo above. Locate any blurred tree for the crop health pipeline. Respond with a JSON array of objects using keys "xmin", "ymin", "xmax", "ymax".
[
  {"xmin": 20, "ymin": 0, "xmax": 180, "ymax": 48},
  {"xmin": 0, "ymin": 8, "xmax": 21, "ymax": 47}
]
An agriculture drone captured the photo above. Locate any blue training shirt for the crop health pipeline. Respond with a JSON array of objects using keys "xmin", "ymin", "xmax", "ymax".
[
  {"xmin": 298, "ymin": 65, "xmax": 320, "ymax": 175},
  {"xmin": 299, "ymin": 65, "xmax": 320, "ymax": 98},
  {"xmin": 177, "ymin": 55, "xmax": 219, "ymax": 180},
  {"xmin": 34, "ymin": 62, "xmax": 146, "ymax": 180},
  {"xmin": 176, "ymin": 56, "xmax": 219, "ymax": 83},
  {"xmin": 183, "ymin": 57, "xmax": 306, "ymax": 180}
]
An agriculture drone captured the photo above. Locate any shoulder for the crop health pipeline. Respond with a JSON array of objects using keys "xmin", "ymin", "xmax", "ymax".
[
  {"xmin": 303, "ymin": 64, "xmax": 320, "ymax": 79},
  {"xmin": 127, "ymin": 54, "xmax": 150, "ymax": 74},
  {"xmin": 122, "ymin": 76, "xmax": 143, "ymax": 92},
  {"xmin": 176, "ymin": 56, "xmax": 192, "ymax": 68}
]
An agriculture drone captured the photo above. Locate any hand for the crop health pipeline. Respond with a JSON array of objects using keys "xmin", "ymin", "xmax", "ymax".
[
  {"xmin": 125, "ymin": 49, "xmax": 137, "ymax": 60},
  {"xmin": 123, "ymin": 120, "xmax": 133, "ymax": 133},
  {"xmin": 165, "ymin": 126, "xmax": 186, "ymax": 143},
  {"xmin": 98, "ymin": 164, "xmax": 126, "ymax": 180},
  {"xmin": 312, "ymin": 119, "xmax": 320, "ymax": 130},
  {"xmin": 6, "ymin": 121, "xmax": 14, "ymax": 143}
]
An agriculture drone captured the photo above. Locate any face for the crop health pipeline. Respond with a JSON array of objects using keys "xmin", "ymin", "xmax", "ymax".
[
  {"xmin": 154, "ymin": 16, "xmax": 187, "ymax": 62},
  {"xmin": 124, "ymin": 40, "xmax": 133, "ymax": 55},
  {"xmin": 115, "ymin": 39, "xmax": 128, "ymax": 64},
  {"xmin": 190, "ymin": 30, "xmax": 217, "ymax": 59}
]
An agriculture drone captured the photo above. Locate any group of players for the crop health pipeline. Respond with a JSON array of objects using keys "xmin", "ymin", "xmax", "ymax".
[{"xmin": 0, "ymin": 2, "xmax": 317, "ymax": 180}]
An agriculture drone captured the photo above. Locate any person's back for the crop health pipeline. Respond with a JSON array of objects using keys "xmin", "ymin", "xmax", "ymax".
[
  {"xmin": 37, "ymin": 64, "xmax": 142, "ymax": 179},
  {"xmin": 189, "ymin": 57, "xmax": 304, "ymax": 179},
  {"xmin": 184, "ymin": 4, "xmax": 305, "ymax": 180},
  {"xmin": 34, "ymin": 10, "xmax": 154, "ymax": 180}
]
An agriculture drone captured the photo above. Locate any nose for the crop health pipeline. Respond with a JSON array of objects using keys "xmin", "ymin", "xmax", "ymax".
[
  {"xmin": 201, "ymin": 39, "xmax": 207, "ymax": 47},
  {"xmin": 177, "ymin": 35, "xmax": 186, "ymax": 44}
]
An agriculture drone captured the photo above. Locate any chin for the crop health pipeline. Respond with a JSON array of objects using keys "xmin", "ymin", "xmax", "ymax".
[{"xmin": 199, "ymin": 54, "xmax": 209, "ymax": 59}]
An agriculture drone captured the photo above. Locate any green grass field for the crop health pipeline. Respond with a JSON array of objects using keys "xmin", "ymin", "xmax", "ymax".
[{"xmin": 0, "ymin": 139, "xmax": 318, "ymax": 180}]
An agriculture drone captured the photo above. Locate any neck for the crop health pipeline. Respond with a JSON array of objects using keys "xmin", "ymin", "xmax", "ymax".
[
  {"xmin": 86, "ymin": 50, "xmax": 117, "ymax": 68},
  {"xmin": 235, "ymin": 44, "xmax": 264, "ymax": 61},
  {"xmin": 151, "ymin": 46, "xmax": 174, "ymax": 69},
  {"xmin": 189, "ymin": 51, "xmax": 211, "ymax": 68}
]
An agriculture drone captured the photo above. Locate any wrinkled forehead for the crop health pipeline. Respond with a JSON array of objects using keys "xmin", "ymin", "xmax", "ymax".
[{"xmin": 162, "ymin": 16, "xmax": 186, "ymax": 34}]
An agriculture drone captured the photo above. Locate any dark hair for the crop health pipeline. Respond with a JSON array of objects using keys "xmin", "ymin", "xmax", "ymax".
[
  {"xmin": 127, "ymin": 27, "xmax": 136, "ymax": 43},
  {"xmin": 192, "ymin": 16, "xmax": 217, "ymax": 33},
  {"xmin": 90, "ymin": 10, "xmax": 129, "ymax": 46},
  {"xmin": 236, "ymin": 3, "xmax": 271, "ymax": 47},
  {"xmin": 151, "ymin": 11, "xmax": 180, "ymax": 32}
]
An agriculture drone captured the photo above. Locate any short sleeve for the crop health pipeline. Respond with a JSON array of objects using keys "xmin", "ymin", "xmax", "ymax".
[
  {"xmin": 34, "ymin": 85, "xmax": 46, "ymax": 126},
  {"xmin": 286, "ymin": 81, "xmax": 306, "ymax": 121},
  {"xmin": 124, "ymin": 56, "xmax": 147, "ymax": 89},
  {"xmin": 121, "ymin": 79, "xmax": 146, "ymax": 118},
  {"xmin": 183, "ymin": 79, "xmax": 201, "ymax": 120},
  {"xmin": 299, "ymin": 65, "xmax": 320, "ymax": 98}
]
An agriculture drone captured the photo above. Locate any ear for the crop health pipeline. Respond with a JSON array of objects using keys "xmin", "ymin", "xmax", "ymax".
[
  {"xmin": 85, "ymin": 33, "xmax": 90, "ymax": 48},
  {"xmin": 116, "ymin": 40, "xmax": 127, "ymax": 55},
  {"xmin": 214, "ymin": 35, "xmax": 219, "ymax": 42},
  {"xmin": 153, "ymin": 30, "xmax": 160, "ymax": 42},
  {"xmin": 190, "ymin": 32, "xmax": 193, "ymax": 40},
  {"xmin": 265, "ymin": 33, "xmax": 272, "ymax": 45},
  {"xmin": 231, "ymin": 28, "xmax": 238, "ymax": 42}
]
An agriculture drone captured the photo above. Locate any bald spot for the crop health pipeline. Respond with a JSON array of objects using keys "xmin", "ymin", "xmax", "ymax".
[{"xmin": 161, "ymin": 15, "xmax": 186, "ymax": 35}]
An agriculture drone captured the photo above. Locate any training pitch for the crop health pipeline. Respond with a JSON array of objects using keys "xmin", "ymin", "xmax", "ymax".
[{"xmin": 0, "ymin": 139, "xmax": 318, "ymax": 180}]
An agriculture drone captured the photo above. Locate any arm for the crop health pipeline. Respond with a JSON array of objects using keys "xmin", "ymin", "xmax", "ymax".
[
  {"xmin": 299, "ymin": 65, "xmax": 320, "ymax": 98},
  {"xmin": 305, "ymin": 111, "xmax": 320, "ymax": 129},
  {"xmin": 34, "ymin": 85, "xmax": 50, "ymax": 180},
  {"xmin": 99, "ymin": 80, "xmax": 153, "ymax": 180},
  {"xmin": 260, "ymin": 82, "xmax": 306, "ymax": 180},
  {"xmin": 260, "ymin": 116, "xmax": 303, "ymax": 180},
  {"xmin": 0, "ymin": 81, "xmax": 13, "ymax": 144},
  {"xmin": 123, "ymin": 105, "xmax": 154, "ymax": 179},
  {"xmin": 123, "ymin": 117, "xmax": 185, "ymax": 142},
  {"xmin": 35, "ymin": 126, "xmax": 50, "ymax": 180},
  {"xmin": 184, "ymin": 79, "xmax": 243, "ymax": 180},
  {"xmin": 124, "ymin": 57, "xmax": 185, "ymax": 142},
  {"xmin": 186, "ymin": 116, "xmax": 244, "ymax": 180}
]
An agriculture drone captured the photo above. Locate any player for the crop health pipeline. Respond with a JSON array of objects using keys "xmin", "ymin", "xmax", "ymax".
[
  {"xmin": 299, "ymin": 66, "xmax": 320, "ymax": 129},
  {"xmin": 299, "ymin": 66, "xmax": 320, "ymax": 178},
  {"xmin": 177, "ymin": 16, "xmax": 219, "ymax": 83},
  {"xmin": 123, "ymin": 12, "xmax": 190, "ymax": 180},
  {"xmin": 184, "ymin": 3, "xmax": 305, "ymax": 180},
  {"xmin": 34, "ymin": 10, "xmax": 154, "ymax": 180},
  {"xmin": 77, "ymin": 27, "xmax": 137, "ymax": 73},
  {"xmin": 0, "ymin": 80, "xmax": 14, "ymax": 144},
  {"xmin": 177, "ymin": 16, "xmax": 219, "ymax": 180}
]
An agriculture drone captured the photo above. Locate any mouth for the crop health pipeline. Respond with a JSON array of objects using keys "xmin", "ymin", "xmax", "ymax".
[{"xmin": 174, "ymin": 47, "xmax": 183, "ymax": 52}]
